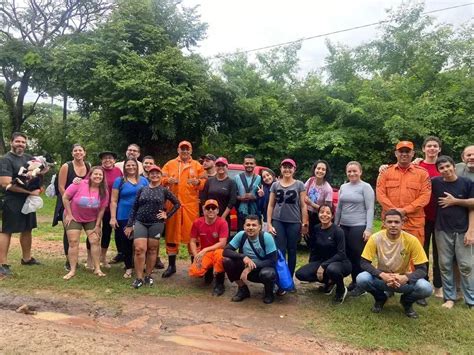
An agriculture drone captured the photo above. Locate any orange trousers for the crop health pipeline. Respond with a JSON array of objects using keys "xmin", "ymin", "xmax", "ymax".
[{"xmin": 189, "ymin": 249, "xmax": 224, "ymax": 277}]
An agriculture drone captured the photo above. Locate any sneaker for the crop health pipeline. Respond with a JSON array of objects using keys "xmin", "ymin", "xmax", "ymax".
[
  {"xmin": 64, "ymin": 261, "xmax": 71, "ymax": 272},
  {"xmin": 371, "ymin": 296, "xmax": 388, "ymax": 313},
  {"xmin": 0, "ymin": 264, "xmax": 12, "ymax": 276},
  {"xmin": 276, "ymin": 288, "xmax": 287, "ymax": 296},
  {"xmin": 349, "ymin": 286, "xmax": 367, "ymax": 297},
  {"xmin": 231, "ymin": 286, "xmax": 251, "ymax": 302},
  {"xmin": 144, "ymin": 276, "xmax": 154, "ymax": 287},
  {"xmin": 333, "ymin": 287, "xmax": 348, "ymax": 305},
  {"xmin": 416, "ymin": 298, "xmax": 428, "ymax": 307},
  {"xmin": 132, "ymin": 278, "xmax": 144, "ymax": 289},
  {"xmin": 263, "ymin": 293, "xmax": 275, "ymax": 304},
  {"xmin": 400, "ymin": 300, "xmax": 419, "ymax": 319},
  {"xmin": 21, "ymin": 257, "xmax": 40, "ymax": 265},
  {"xmin": 212, "ymin": 283, "xmax": 225, "ymax": 296},
  {"xmin": 323, "ymin": 283, "xmax": 336, "ymax": 296}
]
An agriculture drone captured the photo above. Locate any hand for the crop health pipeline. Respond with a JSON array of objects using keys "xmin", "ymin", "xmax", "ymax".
[
  {"xmin": 240, "ymin": 267, "xmax": 251, "ymax": 283},
  {"xmin": 109, "ymin": 218, "xmax": 119, "ymax": 229},
  {"xmin": 363, "ymin": 230, "xmax": 371, "ymax": 242},
  {"xmin": 243, "ymin": 256, "xmax": 256, "ymax": 270},
  {"xmin": 378, "ymin": 164, "xmax": 389, "ymax": 174},
  {"xmin": 187, "ymin": 178, "xmax": 199, "ymax": 186},
  {"xmin": 168, "ymin": 177, "xmax": 179, "ymax": 185},
  {"xmin": 303, "ymin": 196, "xmax": 312, "ymax": 206},
  {"xmin": 30, "ymin": 189, "xmax": 41, "ymax": 196},
  {"xmin": 124, "ymin": 226, "xmax": 133, "ymax": 239},
  {"xmin": 194, "ymin": 250, "xmax": 205, "ymax": 268},
  {"xmin": 301, "ymin": 224, "xmax": 309, "ymax": 236},
  {"xmin": 63, "ymin": 213, "xmax": 73, "ymax": 227},
  {"xmin": 464, "ymin": 228, "xmax": 474, "ymax": 246},
  {"xmin": 257, "ymin": 186, "xmax": 264, "ymax": 197},
  {"xmin": 245, "ymin": 193, "xmax": 256, "ymax": 201},
  {"xmin": 157, "ymin": 210, "xmax": 167, "ymax": 220},
  {"xmin": 413, "ymin": 158, "xmax": 423, "ymax": 165},
  {"xmin": 438, "ymin": 192, "xmax": 457, "ymax": 208},
  {"xmin": 380, "ymin": 272, "xmax": 396, "ymax": 286},
  {"xmin": 316, "ymin": 266, "xmax": 324, "ymax": 282},
  {"xmin": 392, "ymin": 274, "xmax": 409, "ymax": 287},
  {"xmin": 94, "ymin": 225, "xmax": 102, "ymax": 237},
  {"xmin": 72, "ymin": 177, "xmax": 82, "ymax": 185},
  {"xmin": 268, "ymin": 224, "xmax": 277, "ymax": 236}
]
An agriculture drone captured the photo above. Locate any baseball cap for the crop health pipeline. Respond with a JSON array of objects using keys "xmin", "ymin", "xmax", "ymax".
[
  {"xmin": 215, "ymin": 157, "xmax": 228, "ymax": 166},
  {"xmin": 148, "ymin": 165, "xmax": 162, "ymax": 173},
  {"xmin": 178, "ymin": 140, "xmax": 192, "ymax": 149},
  {"xmin": 396, "ymin": 141, "xmax": 414, "ymax": 150},
  {"xmin": 200, "ymin": 153, "xmax": 217, "ymax": 161},
  {"xmin": 98, "ymin": 151, "xmax": 117, "ymax": 160},
  {"xmin": 203, "ymin": 199, "xmax": 219, "ymax": 208},
  {"xmin": 280, "ymin": 158, "xmax": 297, "ymax": 168}
]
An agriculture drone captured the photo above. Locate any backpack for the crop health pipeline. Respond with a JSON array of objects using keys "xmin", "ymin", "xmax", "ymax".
[
  {"xmin": 236, "ymin": 172, "xmax": 258, "ymax": 211},
  {"xmin": 239, "ymin": 232, "xmax": 267, "ymax": 260}
]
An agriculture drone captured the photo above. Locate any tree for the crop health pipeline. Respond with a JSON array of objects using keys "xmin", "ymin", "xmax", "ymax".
[{"xmin": 0, "ymin": 0, "xmax": 113, "ymax": 152}]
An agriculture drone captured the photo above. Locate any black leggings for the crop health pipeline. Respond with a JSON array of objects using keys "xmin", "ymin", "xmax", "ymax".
[
  {"xmin": 114, "ymin": 220, "xmax": 134, "ymax": 269},
  {"xmin": 423, "ymin": 219, "xmax": 442, "ymax": 288},
  {"xmin": 223, "ymin": 257, "xmax": 276, "ymax": 286},
  {"xmin": 340, "ymin": 225, "xmax": 367, "ymax": 284},
  {"xmin": 296, "ymin": 260, "xmax": 351, "ymax": 294}
]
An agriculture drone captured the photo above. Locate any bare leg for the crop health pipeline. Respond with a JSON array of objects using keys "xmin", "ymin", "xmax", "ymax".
[
  {"xmin": 100, "ymin": 248, "xmax": 110, "ymax": 268},
  {"xmin": 19, "ymin": 230, "xmax": 33, "ymax": 261},
  {"xmin": 145, "ymin": 239, "xmax": 159, "ymax": 276},
  {"xmin": 87, "ymin": 230, "xmax": 104, "ymax": 276},
  {"xmin": 64, "ymin": 230, "xmax": 81, "ymax": 280},
  {"xmin": 0, "ymin": 232, "xmax": 12, "ymax": 265},
  {"xmin": 134, "ymin": 239, "xmax": 147, "ymax": 280}
]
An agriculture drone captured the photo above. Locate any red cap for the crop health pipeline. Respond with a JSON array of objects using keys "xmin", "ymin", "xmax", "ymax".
[
  {"xmin": 396, "ymin": 141, "xmax": 414, "ymax": 150},
  {"xmin": 178, "ymin": 140, "xmax": 192, "ymax": 149},
  {"xmin": 280, "ymin": 158, "xmax": 296, "ymax": 168},
  {"xmin": 204, "ymin": 199, "xmax": 219, "ymax": 208},
  {"xmin": 215, "ymin": 157, "xmax": 228, "ymax": 166},
  {"xmin": 148, "ymin": 165, "xmax": 161, "ymax": 173}
]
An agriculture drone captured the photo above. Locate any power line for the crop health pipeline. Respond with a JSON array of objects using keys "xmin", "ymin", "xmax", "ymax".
[{"xmin": 211, "ymin": 2, "xmax": 473, "ymax": 59}]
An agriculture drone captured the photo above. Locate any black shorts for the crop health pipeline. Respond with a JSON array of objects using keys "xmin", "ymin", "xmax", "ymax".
[
  {"xmin": 1, "ymin": 195, "xmax": 37, "ymax": 233},
  {"xmin": 133, "ymin": 221, "xmax": 164, "ymax": 239}
]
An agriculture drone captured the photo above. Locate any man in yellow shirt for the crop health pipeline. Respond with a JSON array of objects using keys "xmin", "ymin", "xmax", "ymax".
[{"xmin": 357, "ymin": 209, "xmax": 432, "ymax": 319}]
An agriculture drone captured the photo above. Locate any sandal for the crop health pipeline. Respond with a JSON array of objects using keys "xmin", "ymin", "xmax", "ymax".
[
  {"xmin": 123, "ymin": 269, "xmax": 133, "ymax": 279},
  {"xmin": 94, "ymin": 270, "xmax": 106, "ymax": 277},
  {"xmin": 63, "ymin": 272, "xmax": 75, "ymax": 280}
]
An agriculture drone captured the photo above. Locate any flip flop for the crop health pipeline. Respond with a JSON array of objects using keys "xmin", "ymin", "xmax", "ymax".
[{"xmin": 63, "ymin": 272, "xmax": 75, "ymax": 280}]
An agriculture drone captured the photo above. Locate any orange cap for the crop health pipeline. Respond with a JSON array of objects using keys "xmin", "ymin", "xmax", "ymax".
[
  {"xmin": 178, "ymin": 140, "xmax": 192, "ymax": 149},
  {"xmin": 203, "ymin": 199, "xmax": 219, "ymax": 208},
  {"xmin": 396, "ymin": 141, "xmax": 414, "ymax": 150}
]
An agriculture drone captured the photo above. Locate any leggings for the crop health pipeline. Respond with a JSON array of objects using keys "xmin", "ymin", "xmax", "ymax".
[
  {"xmin": 272, "ymin": 220, "xmax": 300, "ymax": 277},
  {"xmin": 114, "ymin": 220, "xmax": 134, "ymax": 269},
  {"xmin": 296, "ymin": 260, "xmax": 351, "ymax": 294},
  {"xmin": 423, "ymin": 219, "xmax": 442, "ymax": 288},
  {"xmin": 340, "ymin": 225, "xmax": 366, "ymax": 284},
  {"xmin": 86, "ymin": 210, "xmax": 113, "ymax": 250}
]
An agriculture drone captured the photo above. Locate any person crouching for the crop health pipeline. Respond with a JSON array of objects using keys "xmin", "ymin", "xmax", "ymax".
[
  {"xmin": 223, "ymin": 215, "xmax": 277, "ymax": 304},
  {"xmin": 189, "ymin": 200, "xmax": 228, "ymax": 296}
]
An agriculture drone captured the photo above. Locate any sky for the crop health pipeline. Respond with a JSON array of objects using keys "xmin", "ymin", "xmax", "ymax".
[{"xmin": 182, "ymin": 0, "xmax": 473, "ymax": 75}]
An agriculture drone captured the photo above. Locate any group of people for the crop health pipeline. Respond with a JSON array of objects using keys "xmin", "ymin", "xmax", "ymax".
[{"xmin": 0, "ymin": 132, "xmax": 473, "ymax": 319}]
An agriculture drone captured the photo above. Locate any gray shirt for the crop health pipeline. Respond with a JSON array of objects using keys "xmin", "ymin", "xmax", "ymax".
[
  {"xmin": 456, "ymin": 163, "xmax": 474, "ymax": 181},
  {"xmin": 335, "ymin": 180, "xmax": 375, "ymax": 231},
  {"xmin": 270, "ymin": 180, "xmax": 305, "ymax": 223}
]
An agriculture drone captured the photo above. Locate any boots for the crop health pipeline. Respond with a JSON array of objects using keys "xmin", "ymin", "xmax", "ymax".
[
  {"xmin": 212, "ymin": 272, "xmax": 225, "ymax": 296},
  {"xmin": 263, "ymin": 283, "xmax": 275, "ymax": 304},
  {"xmin": 162, "ymin": 255, "xmax": 176, "ymax": 278},
  {"xmin": 231, "ymin": 285, "xmax": 250, "ymax": 302}
]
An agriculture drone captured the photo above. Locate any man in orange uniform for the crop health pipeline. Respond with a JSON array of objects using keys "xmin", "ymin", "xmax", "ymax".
[
  {"xmin": 161, "ymin": 141, "xmax": 206, "ymax": 277},
  {"xmin": 376, "ymin": 141, "xmax": 431, "ymax": 245}
]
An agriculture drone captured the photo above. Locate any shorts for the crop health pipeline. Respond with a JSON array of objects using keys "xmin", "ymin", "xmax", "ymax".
[
  {"xmin": 133, "ymin": 221, "xmax": 164, "ymax": 239},
  {"xmin": 1, "ymin": 195, "xmax": 37, "ymax": 233},
  {"xmin": 66, "ymin": 220, "xmax": 96, "ymax": 231}
]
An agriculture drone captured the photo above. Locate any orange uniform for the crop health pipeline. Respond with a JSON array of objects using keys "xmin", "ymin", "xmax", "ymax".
[
  {"xmin": 162, "ymin": 157, "xmax": 206, "ymax": 254},
  {"xmin": 376, "ymin": 164, "xmax": 431, "ymax": 244},
  {"xmin": 189, "ymin": 249, "xmax": 225, "ymax": 277}
]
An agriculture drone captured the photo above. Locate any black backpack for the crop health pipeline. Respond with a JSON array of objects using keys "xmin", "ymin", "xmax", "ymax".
[{"xmin": 239, "ymin": 232, "xmax": 267, "ymax": 260}]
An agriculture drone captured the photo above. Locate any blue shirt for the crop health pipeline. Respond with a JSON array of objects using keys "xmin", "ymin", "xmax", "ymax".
[
  {"xmin": 112, "ymin": 176, "xmax": 148, "ymax": 220},
  {"xmin": 229, "ymin": 231, "xmax": 277, "ymax": 263},
  {"xmin": 234, "ymin": 173, "xmax": 261, "ymax": 215}
]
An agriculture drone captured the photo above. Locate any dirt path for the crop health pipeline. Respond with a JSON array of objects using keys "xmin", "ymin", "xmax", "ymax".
[{"xmin": 1, "ymin": 237, "xmax": 358, "ymax": 354}]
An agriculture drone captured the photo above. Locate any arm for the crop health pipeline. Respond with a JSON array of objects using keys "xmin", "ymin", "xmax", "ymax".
[
  {"xmin": 376, "ymin": 171, "xmax": 396, "ymax": 211},
  {"xmin": 165, "ymin": 189, "xmax": 181, "ymax": 219},
  {"xmin": 299, "ymin": 190, "xmax": 309, "ymax": 234},
  {"xmin": 199, "ymin": 237, "xmax": 227, "ymax": 256},
  {"xmin": 405, "ymin": 263, "xmax": 428, "ymax": 283},
  {"xmin": 58, "ymin": 163, "xmax": 68, "ymax": 196},
  {"xmin": 439, "ymin": 195, "xmax": 474, "ymax": 209},
  {"xmin": 364, "ymin": 184, "xmax": 375, "ymax": 234},
  {"xmin": 189, "ymin": 237, "xmax": 198, "ymax": 257},
  {"xmin": 334, "ymin": 185, "xmax": 343, "ymax": 225},
  {"xmin": 222, "ymin": 180, "xmax": 237, "ymax": 219},
  {"xmin": 320, "ymin": 227, "xmax": 347, "ymax": 268},
  {"xmin": 223, "ymin": 243, "xmax": 246, "ymax": 259},
  {"xmin": 403, "ymin": 173, "xmax": 432, "ymax": 214},
  {"xmin": 200, "ymin": 179, "xmax": 210, "ymax": 205},
  {"xmin": 109, "ymin": 188, "xmax": 119, "ymax": 227},
  {"xmin": 266, "ymin": 191, "xmax": 276, "ymax": 234},
  {"xmin": 361, "ymin": 257, "xmax": 382, "ymax": 278},
  {"xmin": 464, "ymin": 209, "xmax": 474, "ymax": 246},
  {"xmin": 253, "ymin": 250, "xmax": 277, "ymax": 269},
  {"xmin": 195, "ymin": 163, "xmax": 207, "ymax": 191}
]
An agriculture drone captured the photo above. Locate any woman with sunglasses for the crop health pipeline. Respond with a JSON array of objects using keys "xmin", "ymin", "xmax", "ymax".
[
  {"xmin": 267, "ymin": 159, "xmax": 309, "ymax": 294},
  {"xmin": 125, "ymin": 165, "xmax": 180, "ymax": 288}
]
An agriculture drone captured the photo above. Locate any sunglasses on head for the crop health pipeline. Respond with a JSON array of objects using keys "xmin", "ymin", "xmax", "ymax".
[{"xmin": 205, "ymin": 206, "xmax": 217, "ymax": 211}]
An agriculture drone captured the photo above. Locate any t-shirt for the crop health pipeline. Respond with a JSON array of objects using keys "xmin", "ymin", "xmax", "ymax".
[
  {"xmin": 304, "ymin": 178, "xmax": 333, "ymax": 213},
  {"xmin": 234, "ymin": 173, "xmax": 261, "ymax": 215},
  {"xmin": 201, "ymin": 177, "xmax": 237, "ymax": 215},
  {"xmin": 361, "ymin": 230, "xmax": 428, "ymax": 274},
  {"xmin": 308, "ymin": 224, "xmax": 348, "ymax": 267},
  {"xmin": 270, "ymin": 180, "xmax": 305, "ymax": 223},
  {"xmin": 419, "ymin": 161, "xmax": 441, "ymax": 221},
  {"xmin": 431, "ymin": 176, "xmax": 474, "ymax": 233},
  {"xmin": 190, "ymin": 216, "xmax": 229, "ymax": 249},
  {"xmin": 456, "ymin": 163, "xmax": 474, "ymax": 181},
  {"xmin": 0, "ymin": 152, "xmax": 33, "ymax": 201},
  {"xmin": 112, "ymin": 176, "xmax": 148, "ymax": 220},
  {"xmin": 230, "ymin": 231, "xmax": 277, "ymax": 263},
  {"xmin": 65, "ymin": 180, "xmax": 109, "ymax": 222},
  {"xmin": 334, "ymin": 181, "xmax": 375, "ymax": 230}
]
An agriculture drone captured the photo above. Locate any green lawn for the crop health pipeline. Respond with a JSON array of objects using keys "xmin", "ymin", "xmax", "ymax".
[{"xmin": 2, "ymin": 196, "xmax": 474, "ymax": 353}]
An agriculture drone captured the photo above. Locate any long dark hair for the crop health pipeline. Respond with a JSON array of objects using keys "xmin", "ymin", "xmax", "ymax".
[
  {"xmin": 88, "ymin": 166, "xmax": 108, "ymax": 200},
  {"xmin": 311, "ymin": 160, "xmax": 331, "ymax": 182},
  {"xmin": 260, "ymin": 168, "xmax": 276, "ymax": 186},
  {"xmin": 123, "ymin": 158, "xmax": 140, "ymax": 181}
]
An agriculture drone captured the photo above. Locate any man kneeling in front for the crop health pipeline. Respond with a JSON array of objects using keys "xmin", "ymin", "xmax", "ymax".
[
  {"xmin": 223, "ymin": 215, "xmax": 277, "ymax": 304},
  {"xmin": 357, "ymin": 209, "xmax": 433, "ymax": 318}
]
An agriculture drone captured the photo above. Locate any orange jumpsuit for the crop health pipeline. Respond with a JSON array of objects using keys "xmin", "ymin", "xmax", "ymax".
[
  {"xmin": 162, "ymin": 157, "xmax": 206, "ymax": 255},
  {"xmin": 376, "ymin": 164, "xmax": 431, "ymax": 245}
]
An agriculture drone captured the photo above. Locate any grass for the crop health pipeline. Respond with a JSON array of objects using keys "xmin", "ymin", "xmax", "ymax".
[{"xmin": 2, "ymin": 196, "xmax": 474, "ymax": 353}]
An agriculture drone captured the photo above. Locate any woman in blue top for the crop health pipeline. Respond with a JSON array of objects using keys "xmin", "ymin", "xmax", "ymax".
[{"xmin": 109, "ymin": 158, "xmax": 148, "ymax": 278}]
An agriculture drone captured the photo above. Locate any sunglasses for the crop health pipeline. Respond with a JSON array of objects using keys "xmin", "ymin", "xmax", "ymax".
[{"xmin": 205, "ymin": 206, "xmax": 217, "ymax": 211}]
